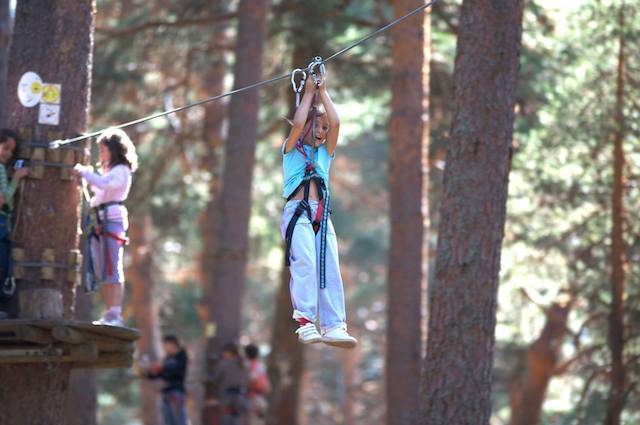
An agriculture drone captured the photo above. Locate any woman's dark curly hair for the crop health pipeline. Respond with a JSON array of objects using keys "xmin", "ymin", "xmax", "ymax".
[{"xmin": 97, "ymin": 128, "xmax": 138, "ymax": 171}]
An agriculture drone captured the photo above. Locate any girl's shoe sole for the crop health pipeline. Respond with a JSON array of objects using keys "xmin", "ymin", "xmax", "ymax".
[
  {"xmin": 299, "ymin": 337, "xmax": 323, "ymax": 345},
  {"xmin": 321, "ymin": 338, "xmax": 357, "ymax": 349}
]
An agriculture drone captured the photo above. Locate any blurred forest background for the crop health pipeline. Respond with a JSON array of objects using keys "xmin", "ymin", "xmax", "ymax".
[{"xmin": 1, "ymin": 0, "xmax": 638, "ymax": 424}]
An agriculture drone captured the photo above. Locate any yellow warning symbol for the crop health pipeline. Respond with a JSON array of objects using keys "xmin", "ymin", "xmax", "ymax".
[
  {"xmin": 30, "ymin": 81, "xmax": 42, "ymax": 95},
  {"xmin": 42, "ymin": 84, "xmax": 61, "ymax": 104}
]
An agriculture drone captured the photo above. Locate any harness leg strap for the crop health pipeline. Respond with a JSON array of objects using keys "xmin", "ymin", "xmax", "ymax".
[{"xmin": 284, "ymin": 200, "xmax": 311, "ymax": 266}]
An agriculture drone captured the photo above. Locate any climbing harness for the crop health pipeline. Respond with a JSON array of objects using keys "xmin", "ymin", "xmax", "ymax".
[
  {"xmin": 284, "ymin": 58, "xmax": 332, "ymax": 289},
  {"xmin": 84, "ymin": 201, "xmax": 129, "ymax": 292},
  {"xmin": 48, "ymin": 0, "xmax": 437, "ymax": 149},
  {"xmin": 283, "ymin": 145, "xmax": 332, "ymax": 290}
]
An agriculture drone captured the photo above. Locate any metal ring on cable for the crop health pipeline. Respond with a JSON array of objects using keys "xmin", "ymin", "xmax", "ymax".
[
  {"xmin": 307, "ymin": 57, "xmax": 325, "ymax": 85},
  {"xmin": 2, "ymin": 277, "xmax": 16, "ymax": 297}
]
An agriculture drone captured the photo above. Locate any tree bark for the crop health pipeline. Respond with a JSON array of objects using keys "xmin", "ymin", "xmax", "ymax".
[
  {"xmin": 0, "ymin": 1, "xmax": 95, "ymax": 424},
  {"xmin": 128, "ymin": 214, "xmax": 163, "ymax": 425},
  {"xmin": 386, "ymin": 1, "xmax": 430, "ymax": 424},
  {"xmin": 605, "ymin": 5, "xmax": 627, "ymax": 425},
  {"xmin": 67, "ymin": 292, "xmax": 97, "ymax": 425},
  {"xmin": 67, "ymin": 203, "xmax": 96, "ymax": 425},
  {"xmin": 202, "ymin": 0, "xmax": 269, "ymax": 423},
  {"xmin": 0, "ymin": 0, "xmax": 10, "ymax": 126},
  {"xmin": 266, "ymin": 268, "xmax": 305, "ymax": 425},
  {"xmin": 509, "ymin": 297, "xmax": 572, "ymax": 425},
  {"xmin": 421, "ymin": 1, "xmax": 524, "ymax": 424},
  {"xmin": 199, "ymin": 6, "xmax": 228, "ymax": 423}
]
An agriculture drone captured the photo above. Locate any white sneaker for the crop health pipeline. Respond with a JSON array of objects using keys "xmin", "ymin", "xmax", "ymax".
[
  {"xmin": 93, "ymin": 314, "xmax": 124, "ymax": 327},
  {"xmin": 322, "ymin": 326, "xmax": 357, "ymax": 349},
  {"xmin": 295, "ymin": 323, "xmax": 322, "ymax": 345}
]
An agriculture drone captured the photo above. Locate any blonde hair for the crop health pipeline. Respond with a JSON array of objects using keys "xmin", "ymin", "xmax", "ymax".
[
  {"xmin": 285, "ymin": 106, "xmax": 327, "ymax": 127},
  {"xmin": 97, "ymin": 128, "xmax": 139, "ymax": 172}
]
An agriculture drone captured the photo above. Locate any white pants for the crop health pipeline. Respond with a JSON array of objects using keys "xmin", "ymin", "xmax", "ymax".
[{"xmin": 281, "ymin": 200, "xmax": 346, "ymax": 333}]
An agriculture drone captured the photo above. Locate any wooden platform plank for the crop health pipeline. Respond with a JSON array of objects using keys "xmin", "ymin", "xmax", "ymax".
[
  {"xmin": 15, "ymin": 325, "xmax": 54, "ymax": 344},
  {"xmin": 72, "ymin": 350, "xmax": 134, "ymax": 369},
  {"xmin": 0, "ymin": 319, "xmax": 138, "ymax": 368},
  {"xmin": 0, "ymin": 319, "xmax": 139, "ymax": 341}
]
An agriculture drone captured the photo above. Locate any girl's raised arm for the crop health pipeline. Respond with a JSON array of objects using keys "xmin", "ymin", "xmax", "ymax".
[
  {"xmin": 283, "ymin": 77, "xmax": 317, "ymax": 154},
  {"xmin": 74, "ymin": 164, "xmax": 128, "ymax": 190},
  {"xmin": 318, "ymin": 75, "xmax": 340, "ymax": 156}
]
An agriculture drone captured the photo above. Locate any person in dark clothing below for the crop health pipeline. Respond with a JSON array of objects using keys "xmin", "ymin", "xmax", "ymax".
[
  {"xmin": 211, "ymin": 342, "xmax": 250, "ymax": 425},
  {"xmin": 145, "ymin": 335, "xmax": 189, "ymax": 425}
]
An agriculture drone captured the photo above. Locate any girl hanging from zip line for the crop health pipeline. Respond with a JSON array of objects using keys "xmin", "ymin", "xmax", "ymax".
[
  {"xmin": 281, "ymin": 70, "xmax": 357, "ymax": 348},
  {"xmin": 73, "ymin": 128, "xmax": 138, "ymax": 327}
]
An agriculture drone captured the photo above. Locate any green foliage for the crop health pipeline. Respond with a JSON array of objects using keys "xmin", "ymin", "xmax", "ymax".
[
  {"xmin": 498, "ymin": 1, "xmax": 640, "ymax": 423},
  {"xmin": 88, "ymin": 0, "xmax": 640, "ymax": 423}
]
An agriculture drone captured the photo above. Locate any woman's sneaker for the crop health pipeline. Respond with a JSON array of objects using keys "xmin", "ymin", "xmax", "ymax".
[
  {"xmin": 322, "ymin": 326, "xmax": 357, "ymax": 349},
  {"xmin": 295, "ymin": 323, "xmax": 322, "ymax": 345}
]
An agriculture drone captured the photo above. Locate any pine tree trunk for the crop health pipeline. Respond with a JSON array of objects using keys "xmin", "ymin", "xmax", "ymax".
[
  {"xmin": 68, "ymin": 232, "xmax": 97, "ymax": 425},
  {"xmin": 0, "ymin": 0, "xmax": 10, "ymax": 126},
  {"xmin": 509, "ymin": 299, "xmax": 572, "ymax": 425},
  {"xmin": 128, "ymin": 214, "xmax": 163, "ymax": 425},
  {"xmin": 202, "ymin": 0, "xmax": 269, "ymax": 423},
  {"xmin": 342, "ymin": 344, "xmax": 358, "ymax": 424},
  {"xmin": 266, "ymin": 268, "xmax": 305, "ymax": 425},
  {"xmin": 386, "ymin": 1, "xmax": 430, "ymax": 424},
  {"xmin": 199, "ymin": 5, "xmax": 228, "ymax": 423},
  {"xmin": 420, "ymin": 1, "xmax": 524, "ymax": 424},
  {"xmin": 67, "ymin": 291, "xmax": 97, "ymax": 425},
  {"xmin": 67, "ymin": 187, "xmax": 96, "ymax": 424},
  {"xmin": 0, "ymin": 1, "xmax": 95, "ymax": 424},
  {"xmin": 605, "ymin": 6, "xmax": 627, "ymax": 425}
]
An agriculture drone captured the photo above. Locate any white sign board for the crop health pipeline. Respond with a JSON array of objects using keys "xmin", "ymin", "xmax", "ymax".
[
  {"xmin": 17, "ymin": 71, "xmax": 43, "ymax": 107},
  {"xmin": 38, "ymin": 104, "xmax": 60, "ymax": 126}
]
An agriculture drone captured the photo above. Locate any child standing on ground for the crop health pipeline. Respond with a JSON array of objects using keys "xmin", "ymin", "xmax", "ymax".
[
  {"xmin": 73, "ymin": 128, "xmax": 137, "ymax": 326},
  {"xmin": 245, "ymin": 344, "xmax": 270, "ymax": 423},
  {"xmin": 281, "ymin": 73, "xmax": 357, "ymax": 348}
]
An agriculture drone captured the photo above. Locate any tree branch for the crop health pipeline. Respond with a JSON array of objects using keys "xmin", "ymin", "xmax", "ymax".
[
  {"xmin": 552, "ymin": 344, "xmax": 603, "ymax": 376},
  {"xmin": 96, "ymin": 13, "xmax": 237, "ymax": 38},
  {"xmin": 574, "ymin": 367, "xmax": 608, "ymax": 422},
  {"xmin": 519, "ymin": 287, "xmax": 548, "ymax": 312}
]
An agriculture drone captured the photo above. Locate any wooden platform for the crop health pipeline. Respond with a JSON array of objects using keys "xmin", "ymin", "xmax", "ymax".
[{"xmin": 0, "ymin": 319, "xmax": 139, "ymax": 369}]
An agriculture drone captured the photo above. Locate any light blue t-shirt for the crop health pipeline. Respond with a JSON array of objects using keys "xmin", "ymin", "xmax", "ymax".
[{"xmin": 282, "ymin": 142, "xmax": 333, "ymax": 198}]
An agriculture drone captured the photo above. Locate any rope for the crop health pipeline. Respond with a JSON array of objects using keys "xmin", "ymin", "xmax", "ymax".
[{"xmin": 50, "ymin": 0, "xmax": 437, "ymax": 149}]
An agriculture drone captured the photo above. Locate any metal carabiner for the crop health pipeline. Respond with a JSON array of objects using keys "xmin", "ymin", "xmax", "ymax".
[
  {"xmin": 2, "ymin": 276, "xmax": 16, "ymax": 297},
  {"xmin": 291, "ymin": 68, "xmax": 307, "ymax": 93},
  {"xmin": 291, "ymin": 68, "xmax": 307, "ymax": 107},
  {"xmin": 307, "ymin": 56, "xmax": 326, "ymax": 85}
]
